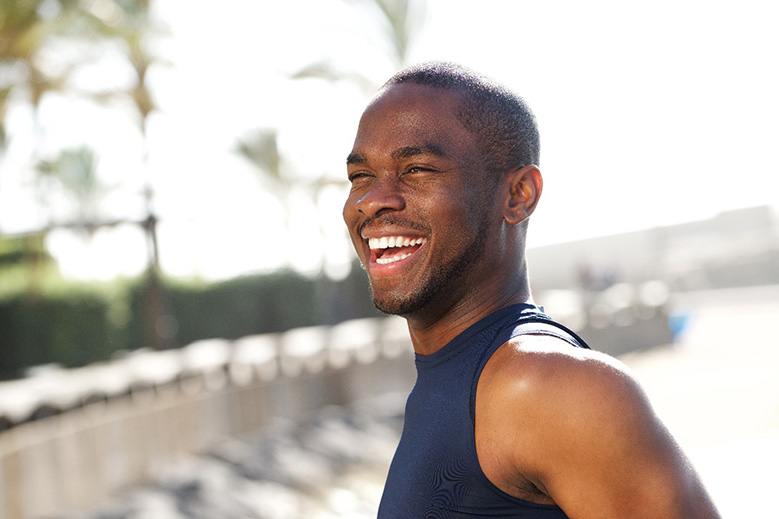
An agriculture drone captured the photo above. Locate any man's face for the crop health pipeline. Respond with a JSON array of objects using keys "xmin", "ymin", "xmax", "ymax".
[{"xmin": 343, "ymin": 84, "xmax": 497, "ymax": 315}]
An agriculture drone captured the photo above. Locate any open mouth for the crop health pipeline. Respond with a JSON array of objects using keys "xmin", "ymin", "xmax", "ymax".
[{"xmin": 367, "ymin": 235, "xmax": 427, "ymax": 266}]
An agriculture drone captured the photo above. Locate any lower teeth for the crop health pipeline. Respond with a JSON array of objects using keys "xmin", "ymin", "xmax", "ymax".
[{"xmin": 376, "ymin": 252, "xmax": 412, "ymax": 265}]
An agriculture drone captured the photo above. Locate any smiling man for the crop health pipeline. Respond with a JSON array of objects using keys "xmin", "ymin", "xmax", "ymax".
[{"xmin": 343, "ymin": 63, "xmax": 718, "ymax": 518}]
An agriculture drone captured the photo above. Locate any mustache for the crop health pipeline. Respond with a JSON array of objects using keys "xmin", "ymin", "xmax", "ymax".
[{"xmin": 359, "ymin": 215, "xmax": 429, "ymax": 237}]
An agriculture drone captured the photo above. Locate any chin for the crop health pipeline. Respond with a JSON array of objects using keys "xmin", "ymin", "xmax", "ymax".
[
  {"xmin": 371, "ymin": 284, "xmax": 437, "ymax": 316},
  {"xmin": 367, "ymin": 229, "xmax": 487, "ymax": 316},
  {"xmin": 372, "ymin": 294, "xmax": 420, "ymax": 316}
]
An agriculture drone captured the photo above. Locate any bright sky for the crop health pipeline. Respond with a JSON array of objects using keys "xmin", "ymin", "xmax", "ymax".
[{"xmin": 1, "ymin": 0, "xmax": 777, "ymax": 281}]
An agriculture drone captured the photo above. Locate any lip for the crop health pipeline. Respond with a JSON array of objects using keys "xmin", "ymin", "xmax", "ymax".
[
  {"xmin": 356, "ymin": 224, "xmax": 429, "ymax": 276},
  {"xmin": 359, "ymin": 225, "xmax": 427, "ymax": 241}
]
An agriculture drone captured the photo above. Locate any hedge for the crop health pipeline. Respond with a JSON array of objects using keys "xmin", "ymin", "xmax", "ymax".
[
  {"xmin": 0, "ymin": 262, "xmax": 378, "ymax": 380},
  {"xmin": 0, "ymin": 291, "xmax": 117, "ymax": 378}
]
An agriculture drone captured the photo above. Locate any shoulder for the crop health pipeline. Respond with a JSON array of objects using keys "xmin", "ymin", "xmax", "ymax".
[
  {"xmin": 482, "ymin": 333, "xmax": 659, "ymax": 454},
  {"xmin": 481, "ymin": 333, "xmax": 642, "ymax": 416},
  {"xmin": 479, "ymin": 333, "xmax": 653, "ymax": 461},
  {"xmin": 478, "ymin": 335, "xmax": 717, "ymax": 517}
]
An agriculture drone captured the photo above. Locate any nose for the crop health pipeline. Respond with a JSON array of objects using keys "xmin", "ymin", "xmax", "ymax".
[{"xmin": 353, "ymin": 177, "xmax": 405, "ymax": 219}]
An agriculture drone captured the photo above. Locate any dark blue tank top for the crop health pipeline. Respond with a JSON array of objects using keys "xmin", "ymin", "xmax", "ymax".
[{"xmin": 377, "ymin": 303, "xmax": 590, "ymax": 518}]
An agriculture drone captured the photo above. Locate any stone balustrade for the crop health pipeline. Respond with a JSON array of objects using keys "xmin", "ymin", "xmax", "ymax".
[{"xmin": 0, "ymin": 316, "xmax": 415, "ymax": 519}]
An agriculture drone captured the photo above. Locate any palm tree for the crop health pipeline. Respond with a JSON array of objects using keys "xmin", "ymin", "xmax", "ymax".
[
  {"xmin": 0, "ymin": 83, "xmax": 11, "ymax": 149},
  {"xmin": 0, "ymin": 0, "xmax": 172, "ymax": 351},
  {"xmin": 2, "ymin": 0, "xmax": 170, "ymax": 347},
  {"xmin": 291, "ymin": 0, "xmax": 425, "ymax": 89},
  {"xmin": 287, "ymin": 0, "xmax": 426, "ymax": 280},
  {"xmin": 0, "ymin": 0, "xmax": 90, "ymax": 294},
  {"xmin": 35, "ymin": 146, "xmax": 107, "ymax": 230},
  {"xmin": 81, "ymin": 0, "xmax": 173, "ymax": 349},
  {"xmin": 284, "ymin": 0, "xmax": 427, "ymax": 320},
  {"xmin": 0, "ymin": 0, "xmax": 89, "ymax": 150},
  {"xmin": 235, "ymin": 128, "xmax": 297, "ymax": 267},
  {"xmin": 236, "ymin": 128, "xmax": 347, "ymax": 272},
  {"xmin": 236, "ymin": 129, "xmax": 282, "ymax": 189}
]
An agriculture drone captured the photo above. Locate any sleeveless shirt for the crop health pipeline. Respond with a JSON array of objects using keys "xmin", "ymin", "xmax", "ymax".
[{"xmin": 377, "ymin": 303, "xmax": 590, "ymax": 518}]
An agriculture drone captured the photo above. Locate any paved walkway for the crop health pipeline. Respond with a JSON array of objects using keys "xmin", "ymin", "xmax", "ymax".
[{"xmin": 621, "ymin": 285, "xmax": 779, "ymax": 518}]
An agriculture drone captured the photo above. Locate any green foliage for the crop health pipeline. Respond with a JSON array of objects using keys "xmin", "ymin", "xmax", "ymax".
[
  {"xmin": 290, "ymin": 0, "xmax": 425, "ymax": 90},
  {"xmin": 0, "ymin": 233, "xmax": 51, "ymax": 267},
  {"xmin": 36, "ymin": 147, "xmax": 99, "ymax": 197},
  {"xmin": 236, "ymin": 129, "xmax": 281, "ymax": 183},
  {"xmin": 0, "ymin": 288, "xmax": 118, "ymax": 379},
  {"xmin": 0, "ymin": 263, "xmax": 378, "ymax": 380},
  {"xmin": 36, "ymin": 146, "xmax": 109, "ymax": 226},
  {"xmin": 0, "ymin": 233, "xmax": 58, "ymax": 298},
  {"xmin": 126, "ymin": 265, "xmax": 379, "ymax": 347}
]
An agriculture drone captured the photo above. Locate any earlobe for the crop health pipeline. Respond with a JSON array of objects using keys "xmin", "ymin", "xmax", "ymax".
[{"xmin": 503, "ymin": 165, "xmax": 542, "ymax": 225}]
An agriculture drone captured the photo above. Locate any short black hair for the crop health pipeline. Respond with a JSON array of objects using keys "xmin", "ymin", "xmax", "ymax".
[{"xmin": 384, "ymin": 62, "xmax": 540, "ymax": 176}]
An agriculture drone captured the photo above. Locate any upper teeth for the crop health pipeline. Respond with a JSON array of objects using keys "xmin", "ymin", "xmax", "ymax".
[{"xmin": 368, "ymin": 236, "xmax": 426, "ymax": 250}]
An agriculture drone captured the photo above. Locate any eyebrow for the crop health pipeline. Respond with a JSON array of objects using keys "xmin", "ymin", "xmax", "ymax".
[
  {"xmin": 391, "ymin": 144, "xmax": 447, "ymax": 161},
  {"xmin": 346, "ymin": 152, "xmax": 366, "ymax": 165},
  {"xmin": 346, "ymin": 144, "xmax": 447, "ymax": 165}
]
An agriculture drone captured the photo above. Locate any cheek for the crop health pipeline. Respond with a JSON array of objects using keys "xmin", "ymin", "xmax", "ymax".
[
  {"xmin": 435, "ymin": 183, "xmax": 485, "ymax": 227},
  {"xmin": 342, "ymin": 192, "xmax": 359, "ymax": 226},
  {"xmin": 343, "ymin": 196, "xmax": 370, "ymax": 253},
  {"xmin": 342, "ymin": 200, "xmax": 359, "ymax": 246},
  {"xmin": 342, "ymin": 200, "xmax": 350, "ymax": 225},
  {"xmin": 428, "ymin": 198, "xmax": 479, "ymax": 244}
]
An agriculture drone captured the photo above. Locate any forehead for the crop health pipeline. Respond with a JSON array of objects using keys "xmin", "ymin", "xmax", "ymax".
[{"xmin": 352, "ymin": 83, "xmax": 476, "ymax": 159}]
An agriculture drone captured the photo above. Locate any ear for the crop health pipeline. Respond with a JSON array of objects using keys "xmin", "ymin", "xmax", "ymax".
[{"xmin": 502, "ymin": 165, "xmax": 543, "ymax": 225}]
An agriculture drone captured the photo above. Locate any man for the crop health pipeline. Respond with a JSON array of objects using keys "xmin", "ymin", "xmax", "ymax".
[{"xmin": 343, "ymin": 62, "xmax": 719, "ymax": 518}]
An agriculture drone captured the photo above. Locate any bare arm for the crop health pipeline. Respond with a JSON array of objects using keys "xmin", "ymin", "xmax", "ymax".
[{"xmin": 483, "ymin": 337, "xmax": 720, "ymax": 518}]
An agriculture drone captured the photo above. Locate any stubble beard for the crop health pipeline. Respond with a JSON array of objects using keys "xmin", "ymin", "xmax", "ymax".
[{"xmin": 369, "ymin": 221, "xmax": 489, "ymax": 316}]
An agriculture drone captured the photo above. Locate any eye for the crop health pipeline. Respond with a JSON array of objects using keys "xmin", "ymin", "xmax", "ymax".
[
  {"xmin": 405, "ymin": 165, "xmax": 434, "ymax": 174},
  {"xmin": 348, "ymin": 171, "xmax": 372, "ymax": 183}
]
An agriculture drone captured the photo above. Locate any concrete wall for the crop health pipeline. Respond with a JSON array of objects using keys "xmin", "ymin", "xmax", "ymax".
[
  {"xmin": 0, "ymin": 318, "xmax": 416, "ymax": 519},
  {"xmin": 528, "ymin": 205, "xmax": 779, "ymax": 291}
]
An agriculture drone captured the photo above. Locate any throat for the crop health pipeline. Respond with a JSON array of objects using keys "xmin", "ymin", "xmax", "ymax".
[{"xmin": 407, "ymin": 281, "xmax": 534, "ymax": 355}]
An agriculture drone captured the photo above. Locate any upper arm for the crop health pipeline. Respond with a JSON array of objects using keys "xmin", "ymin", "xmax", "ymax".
[{"xmin": 492, "ymin": 339, "xmax": 719, "ymax": 518}]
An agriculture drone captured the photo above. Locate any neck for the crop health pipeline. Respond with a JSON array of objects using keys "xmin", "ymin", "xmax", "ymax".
[{"xmin": 406, "ymin": 263, "xmax": 533, "ymax": 356}]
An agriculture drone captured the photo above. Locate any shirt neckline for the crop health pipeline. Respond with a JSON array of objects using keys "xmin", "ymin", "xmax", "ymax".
[{"xmin": 414, "ymin": 303, "xmax": 540, "ymax": 368}]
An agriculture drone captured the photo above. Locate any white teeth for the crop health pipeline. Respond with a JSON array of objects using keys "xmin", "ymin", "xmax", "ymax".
[
  {"xmin": 367, "ymin": 235, "xmax": 428, "ymax": 250},
  {"xmin": 376, "ymin": 252, "xmax": 412, "ymax": 265}
]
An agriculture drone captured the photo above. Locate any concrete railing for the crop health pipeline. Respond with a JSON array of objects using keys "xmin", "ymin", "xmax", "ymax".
[{"xmin": 0, "ymin": 316, "xmax": 416, "ymax": 519}]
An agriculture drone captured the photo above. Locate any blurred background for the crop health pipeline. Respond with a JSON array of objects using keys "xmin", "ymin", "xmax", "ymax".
[{"xmin": 1, "ymin": 0, "xmax": 778, "ymax": 517}]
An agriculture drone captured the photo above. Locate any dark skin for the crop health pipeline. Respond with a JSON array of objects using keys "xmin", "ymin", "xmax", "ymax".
[{"xmin": 343, "ymin": 83, "xmax": 719, "ymax": 518}]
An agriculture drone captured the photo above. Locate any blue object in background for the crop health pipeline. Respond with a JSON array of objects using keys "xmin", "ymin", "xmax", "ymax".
[{"xmin": 668, "ymin": 312, "xmax": 692, "ymax": 342}]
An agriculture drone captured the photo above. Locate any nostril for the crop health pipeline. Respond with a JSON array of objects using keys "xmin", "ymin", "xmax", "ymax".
[{"xmin": 355, "ymin": 185, "xmax": 405, "ymax": 218}]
